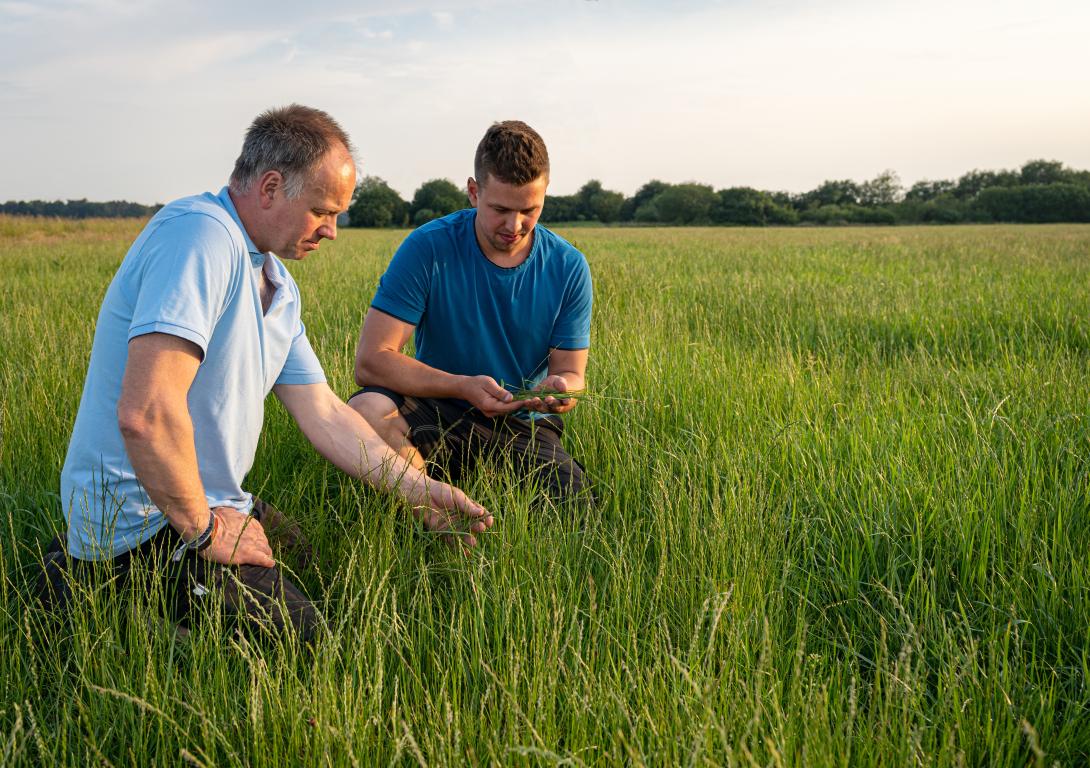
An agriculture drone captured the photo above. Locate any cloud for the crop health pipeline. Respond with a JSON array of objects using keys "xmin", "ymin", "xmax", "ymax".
[
  {"xmin": 2, "ymin": 0, "xmax": 1088, "ymax": 202},
  {"xmin": 0, "ymin": 1, "xmax": 42, "ymax": 17}
]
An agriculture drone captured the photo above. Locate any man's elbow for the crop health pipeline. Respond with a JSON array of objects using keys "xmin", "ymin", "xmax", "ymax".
[
  {"xmin": 354, "ymin": 353, "xmax": 383, "ymax": 387},
  {"xmin": 117, "ymin": 403, "xmax": 153, "ymax": 443},
  {"xmin": 354, "ymin": 360, "xmax": 370, "ymax": 388},
  {"xmin": 117, "ymin": 396, "xmax": 173, "ymax": 444}
]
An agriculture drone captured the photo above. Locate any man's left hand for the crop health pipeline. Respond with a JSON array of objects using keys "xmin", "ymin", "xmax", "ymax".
[{"xmin": 520, "ymin": 374, "xmax": 579, "ymax": 415}]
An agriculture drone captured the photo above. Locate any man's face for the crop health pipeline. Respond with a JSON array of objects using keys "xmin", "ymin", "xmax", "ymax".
[
  {"xmin": 264, "ymin": 147, "xmax": 355, "ymax": 260},
  {"xmin": 467, "ymin": 174, "xmax": 548, "ymax": 257}
]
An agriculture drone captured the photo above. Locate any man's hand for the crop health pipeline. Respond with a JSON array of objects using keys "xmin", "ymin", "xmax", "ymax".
[
  {"xmin": 406, "ymin": 479, "xmax": 495, "ymax": 552},
  {"xmin": 460, "ymin": 375, "xmax": 523, "ymax": 417},
  {"xmin": 199, "ymin": 506, "xmax": 275, "ymax": 567},
  {"xmin": 275, "ymin": 381, "xmax": 494, "ymax": 553},
  {"xmin": 519, "ymin": 374, "xmax": 579, "ymax": 415}
]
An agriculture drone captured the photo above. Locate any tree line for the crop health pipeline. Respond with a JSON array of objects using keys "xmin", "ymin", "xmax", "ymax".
[
  {"xmin": 348, "ymin": 159, "xmax": 1090, "ymax": 227},
  {"xmin": 4, "ymin": 159, "xmax": 1088, "ymax": 225},
  {"xmin": 0, "ymin": 199, "xmax": 161, "ymax": 218}
]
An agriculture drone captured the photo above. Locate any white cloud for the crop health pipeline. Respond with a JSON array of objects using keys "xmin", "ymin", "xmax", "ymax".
[{"xmin": 1, "ymin": 0, "xmax": 1088, "ymax": 202}]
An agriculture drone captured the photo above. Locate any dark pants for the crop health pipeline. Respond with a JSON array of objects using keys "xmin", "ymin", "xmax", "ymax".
[
  {"xmin": 33, "ymin": 498, "xmax": 320, "ymax": 643},
  {"xmin": 354, "ymin": 387, "xmax": 593, "ymax": 506}
]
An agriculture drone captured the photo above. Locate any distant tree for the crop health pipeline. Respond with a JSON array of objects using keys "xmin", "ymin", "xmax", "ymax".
[
  {"xmin": 538, "ymin": 194, "xmax": 581, "ymax": 223},
  {"xmin": 714, "ymin": 187, "xmax": 797, "ymax": 225},
  {"xmin": 413, "ymin": 208, "xmax": 437, "ymax": 227},
  {"xmin": 590, "ymin": 190, "xmax": 624, "ymax": 223},
  {"xmin": 575, "ymin": 179, "xmax": 625, "ymax": 223},
  {"xmin": 347, "ymin": 176, "xmax": 408, "ymax": 228},
  {"xmin": 905, "ymin": 179, "xmax": 956, "ymax": 202},
  {"xmin": 799, "ymin": 204, "xmax": 889, "ymax": 225},
  {"xmin": 851, "ymin": 205, "xmax": 897, "ymax": 224},
  {"xmin": 922, "ymin": 195, "xmax": 969, "ymax": 223},
  {"xmin": 766, "ymin": 201, "xmax": 799, "ymax": 225},
  {"xmin": 953, "ymin": 169, "xmax": 1018, "ymax": 199},
  {"xmin": 651, "ymin": 183, "xmax": 718, "ymax": 224},
  {"xmin": 410, "ymin": 178, "xmax": 467, "ymax": 226},
  {"xmin": 620, "ymin": 180, "xmax": 671, "ymax": 221},
  {"xmin": 799, "ymin": 205, "xmax": 852, "ymax": 225},
  {"xmin": 0, "ymin": 198, "xmax": 159, "ymax": 218},
  {"xmin": 769, "ymin": 191, "xmax": 799, "ymax": 210},
  {"xmin": 800, "ymin": 179, "xmax": 861, "ymax": 208},
  {"xmin": 859, "ymin": 170, "xmax": 904, "ymax": 206},
  {"xmin": 634, "ymin": 200, "xmax": 662, "ymax": 223},
  {"xmin": 975, "ymin": 183, "xmax": 1090, "ymax": 223},
  {"xmin": 1019, "ymin": 159, "xmax": 1070, "ymax": 185},
  {"xmin": 576, "ymin": 179, "xmax": 604, "ymax": 212}
]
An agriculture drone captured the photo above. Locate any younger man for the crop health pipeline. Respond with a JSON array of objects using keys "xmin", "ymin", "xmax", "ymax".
[{"xmin": 349, "ymin": 121, "xmax": 593, "ymax": 504}]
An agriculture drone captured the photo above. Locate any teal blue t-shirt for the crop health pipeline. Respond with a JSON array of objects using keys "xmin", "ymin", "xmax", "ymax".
[
  {"xmin": 371, "ymin": 209, "xmax": 592, "ymax": 393},
  {"xmin": 60, "ymin": 188, "xmax": 326, "ymax": 560}
]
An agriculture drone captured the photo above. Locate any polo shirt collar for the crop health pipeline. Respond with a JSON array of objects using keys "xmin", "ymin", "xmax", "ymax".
[{"xmin": 216, "ymin": 186, "xmax": 267, "ymax": 268}]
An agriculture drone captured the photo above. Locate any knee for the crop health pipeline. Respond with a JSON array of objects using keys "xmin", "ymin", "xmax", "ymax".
[
  {"xmin": 32, "ymin": 537, "xmax": 75, "ymax": 612},
  {"xmin": 227, "ymin": 565, "xmax": 322, "ymax": 645},
  {"xmin": 347, "ymin": 392, "xmax": 406, "ymax": 443},
  {"xmin": 541, "ymin": 457, "xmax": 595, "ymax": 507}
]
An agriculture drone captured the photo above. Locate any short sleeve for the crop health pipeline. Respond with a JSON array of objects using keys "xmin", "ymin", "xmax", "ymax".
[
  {"xmin": 275, "ymin": 321, "xmax": 327, "ymax": 385},
  {"xmin": 127, "ymin": 214, "xmax": 237, "ymax": 354},
  {"xmin": 370, "ymin": 231, "xmax": 432, "ymax": 326},
  {"xmin": 549, "ymin": 257, "xmax": 593, "ymax": 350}
]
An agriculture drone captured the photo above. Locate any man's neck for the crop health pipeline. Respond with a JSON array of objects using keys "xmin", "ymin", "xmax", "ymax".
[{"xmin": 228, "ymin": 187, "xmax": 269, "ymax": 254}]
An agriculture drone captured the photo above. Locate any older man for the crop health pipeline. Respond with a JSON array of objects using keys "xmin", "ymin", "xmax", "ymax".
[{"xmin": 39, "ymin": 105, "xmax": 491, "ymax": 641}]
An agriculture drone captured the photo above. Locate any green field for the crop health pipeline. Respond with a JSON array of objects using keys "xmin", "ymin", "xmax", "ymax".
[{"xmin": 1, "ymin": 217, "xmax": 1088, "ymax": 765}]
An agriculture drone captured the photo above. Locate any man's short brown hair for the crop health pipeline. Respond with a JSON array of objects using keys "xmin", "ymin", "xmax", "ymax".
[
  {"xmin": 474, "ymin": 121, "xmax": 550, "ymax": 187},
  {"xmin": 229, "ymin": 104, "xmax": 354, "ymax": 199}
]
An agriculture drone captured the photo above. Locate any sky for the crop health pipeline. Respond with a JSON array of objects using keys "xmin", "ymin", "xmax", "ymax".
[{"xmin": 1, "ymin": 0, "xmax": 1088, "ymax": 203}]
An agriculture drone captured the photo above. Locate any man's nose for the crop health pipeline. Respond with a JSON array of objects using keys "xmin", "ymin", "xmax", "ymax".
[{"xmin": 318, "ymin": 220, "xmax": 337, "ymax": 240}]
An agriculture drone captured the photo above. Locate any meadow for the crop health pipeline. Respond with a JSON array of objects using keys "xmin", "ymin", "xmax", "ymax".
[{"xmin": 0, "ymin": 216, "xmax": 1088, "ymax": 766}]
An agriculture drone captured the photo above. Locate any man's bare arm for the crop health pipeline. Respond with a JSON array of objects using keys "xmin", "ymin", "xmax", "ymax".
[
  {"xmin": 118, "ymin": 333, "xmax": 274, "ymax": 566},
  {"xmin": 354, "ymin": 307, "xmax": 520, "ymax": 417},
  {"xmin": 274, "ymin": 381, "xmax": 494, "ymax": 547}
]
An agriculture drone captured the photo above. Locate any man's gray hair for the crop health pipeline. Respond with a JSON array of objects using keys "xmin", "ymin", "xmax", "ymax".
[{"xmin": 229, "ymin": 104, "xmax": 354, "ymax": 199}]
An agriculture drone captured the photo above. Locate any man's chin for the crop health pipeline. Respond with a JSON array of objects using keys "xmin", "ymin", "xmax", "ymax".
[
  {"xmin": 494, "ymin": 235, "xmax": 523, "ymax": 251},
  {"xmin": 280, "ymin": 245, "xmax": 314, "ymax": 261}
]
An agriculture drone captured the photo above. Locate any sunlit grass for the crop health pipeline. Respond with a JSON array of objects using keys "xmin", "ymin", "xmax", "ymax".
[{"xmin": 1, "ymin": 219, "xmax": 1088, "ymax": 765}]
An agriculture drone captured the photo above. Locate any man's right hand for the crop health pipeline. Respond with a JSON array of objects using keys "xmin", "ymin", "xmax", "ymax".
[
  {"xmin": 409, "ymin": 479, "xmax": 495, "ymax": 552},
  {"xmin": 199, "ymin": 506, "xmax": 275, "ymax": 567},
  {"xmin": 459, "ymin": 375, "xmax": 522, "ymax": 417}
]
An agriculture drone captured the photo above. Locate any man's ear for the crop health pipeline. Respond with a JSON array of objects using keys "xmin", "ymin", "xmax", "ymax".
[
  {"xmin": 257, "ymin": 170, "xmax": 284, "ymax": 210},
  {"xmin": 467, "ymin": 177, "xmax": 479, "ymax": 207}
]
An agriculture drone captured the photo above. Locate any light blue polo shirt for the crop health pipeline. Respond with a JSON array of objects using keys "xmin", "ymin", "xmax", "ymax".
[{"xmin": 60, "ymin": 187, "xmax": 326, "ymax": 560}]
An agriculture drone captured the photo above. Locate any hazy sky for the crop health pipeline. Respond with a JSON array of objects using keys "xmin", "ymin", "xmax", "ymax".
[{"xmin": 2, "ymin": 0, "xmax": 1087, "ymax": 203}]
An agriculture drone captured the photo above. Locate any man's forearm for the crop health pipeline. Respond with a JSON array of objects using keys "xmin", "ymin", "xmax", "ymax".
[
  {"xmin": 119, "ymin": 401, "xmax": 211, "ymax": 540},
  {"xmin": 358, "ymin": 349, "xmax": 469, "ymax": 400},
  {"xmin": 279, "ymin": 385, "xmax": 436, "ymax": 505}
]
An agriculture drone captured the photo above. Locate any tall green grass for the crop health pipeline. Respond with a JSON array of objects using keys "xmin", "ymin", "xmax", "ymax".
[{"xmin": 1, "ymin": 218, "xmax": 1087, "ymax": 765}]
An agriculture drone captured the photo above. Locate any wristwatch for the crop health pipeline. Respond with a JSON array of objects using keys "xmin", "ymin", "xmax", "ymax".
[{"xmin": 170, "ymin": 509, "xmax": 219, "ymax": 562}]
